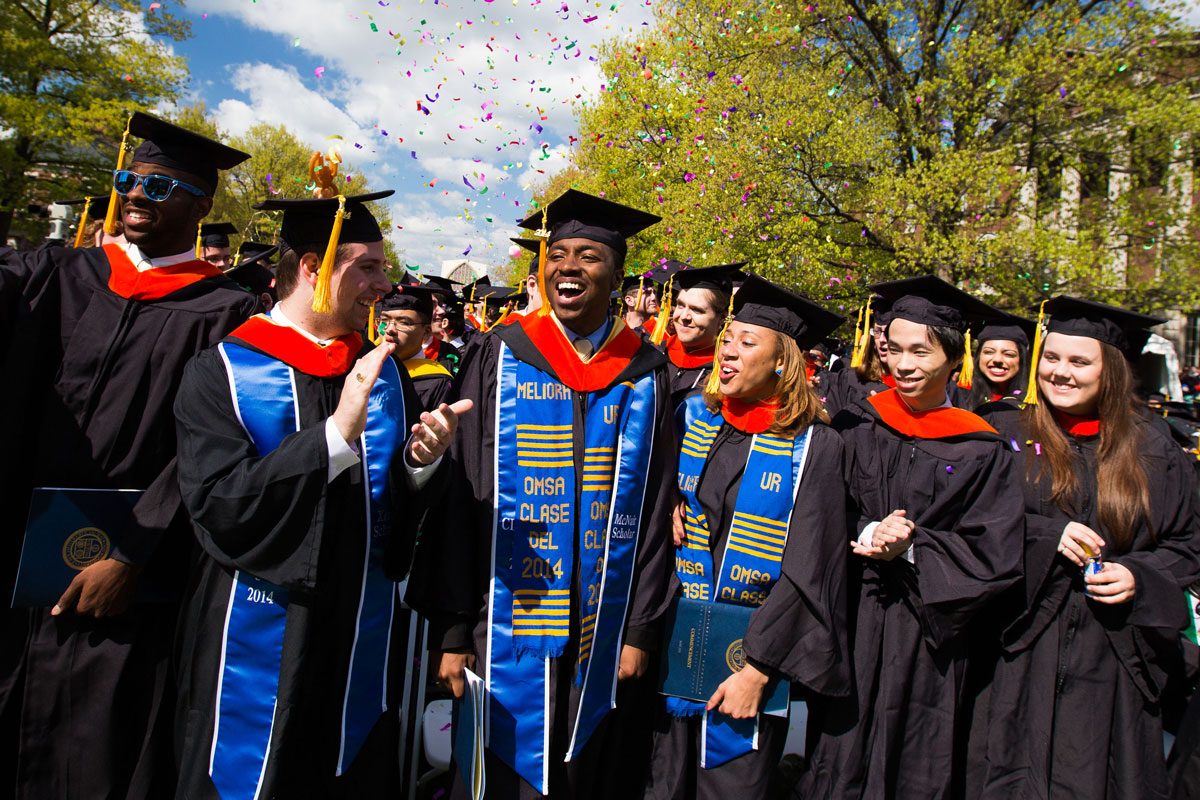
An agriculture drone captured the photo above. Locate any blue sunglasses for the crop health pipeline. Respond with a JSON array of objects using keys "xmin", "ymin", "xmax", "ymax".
[{"xmin": 112, "ymin": 169, "xmax": 208, "ymax": 202}]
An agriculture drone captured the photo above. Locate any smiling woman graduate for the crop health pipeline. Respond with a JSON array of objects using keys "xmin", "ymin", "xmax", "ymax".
[
  {"xmin": 799, "ymin": 275, "xmax": 1026, "ymax": 800},
  {"xmin": 644, "ymin": 275, "xmax": 850, "ymax": 800},
  {"xmin": 405, "ymin": 189, "xmax": 682, "ymax": 800},
  {"xmin": 973, "ymin": 297, "xmax": 1200, "ymax": 800}
]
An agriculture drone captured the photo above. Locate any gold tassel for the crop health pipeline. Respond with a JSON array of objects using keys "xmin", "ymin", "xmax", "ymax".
[
  {"xmin": 851, "ymin": 302, "xmax": 873, "ymax": 368},
  {"xmin": 650, "ymin": 274, "xmax": 674, "ymax": 345},
  {"xmin": 957, "ymin": 328, "xmax": 974, "ymax": 389},
  {"xmin": 368, "ymin": 302, "xmax": 380, "ymax": 344},
  {"xmin": 491, "ymin": 304, "xmax": 513, "ymax": 330},
  {"xmin": 104, "ymin": 115, "xmax": 132, "ymax": 235},
  {"xmin": 73, "ymin": 198, "xmax": 92, "ymax": 248},
  {"xmin": 311, "ymin": 195, "xmax": 346, "ymax": 313},
  {"xmin": 1021, "ymin": 301, "xmax": 1048, "ymax": 408},
  {"xmin": 535, "ymin": 208, "xmax": 552, "ymax": 317},
  {"xmin": 703, "ymin": 292, "xmax": 737, "ymax": 395},
  {"xmin": 847, "ymin": 305, "xmax": 864, "ymax": 368},
  {"xmin": 194, "ymin": 222, "xmax": 203, "ymax": 258}
]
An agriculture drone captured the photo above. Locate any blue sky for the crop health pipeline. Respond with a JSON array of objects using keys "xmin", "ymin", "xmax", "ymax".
[{"xmin": 169, "ymin": 0, "xmax": 656, "ymax": 272}]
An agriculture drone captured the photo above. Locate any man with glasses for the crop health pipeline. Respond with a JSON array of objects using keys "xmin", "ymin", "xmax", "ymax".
[
  {"xmin": 0, "ymin": 111, "xmax": 254, "ymax": 799},
  {"xmin": 379, "ymin": 284, "xmax": 454, "ymax": 411}
]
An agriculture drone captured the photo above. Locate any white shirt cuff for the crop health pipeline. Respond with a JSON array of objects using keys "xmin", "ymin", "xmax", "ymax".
[
  {"xmin": 325, "ymin": 418, "xmax": 361, "ymax": 482},
  {"xmin": 404, "ymin": 443, "xmax": 443, "ymax": 490},
  {"xmin": 858, "ymin": 522, "xmax": 880, "ymax": 548}
]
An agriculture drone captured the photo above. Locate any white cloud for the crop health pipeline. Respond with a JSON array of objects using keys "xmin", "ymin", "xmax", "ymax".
[{"xmin": 194, "ymin": 0, "xmax": 654, "ymax": 269}]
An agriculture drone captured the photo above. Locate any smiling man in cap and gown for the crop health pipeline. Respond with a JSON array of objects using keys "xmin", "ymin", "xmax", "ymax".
[
  {"xmin": 406, "ymin": 189, "xmax": 680, "ymax": 799},
  {"xmin": 172, "ymin": 189, "xmax": 468, "ymax": 798},
  {"xmin": 799, "ymin": 275, "xmax": 1025, "ymax": 799}
]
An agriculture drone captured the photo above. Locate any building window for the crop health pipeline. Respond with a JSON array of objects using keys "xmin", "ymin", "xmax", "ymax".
[{"xmin": 1185, "ymin": 312, "xmax": 1200, "ymax": 367}]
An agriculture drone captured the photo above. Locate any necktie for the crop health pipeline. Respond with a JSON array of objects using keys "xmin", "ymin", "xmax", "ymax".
[{"xmin": 573, "ymin": 337, "xmax": 594, "ymax": 359}]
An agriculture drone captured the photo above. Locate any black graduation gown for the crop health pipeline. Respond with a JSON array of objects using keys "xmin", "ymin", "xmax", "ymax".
[
  {"xmin": 401, "ymin": 357, "xmax": 453, "ymax": 412},
  {"xmin": 666, "ymin": 361, "xmax": 709, "ymax": 409},
  {"xmin": 435, "ymin": 338, "xmax": 463, "ymax": 374},
  {"xmin": 974, "ymin": 403, "xmax": 1200, "ymax": 800},
  {"xmin": 0, "ymin": 243, "xmax": 255, "ymax": 800},
  {"xmin": 405, "ymin": 320, "xmax": 680, "ymax": 800},
  {"xmin": 644, "ymin": 421, "xmax": 851, "ymax": 800},
  {"xmin": 800, "ymin": 393, "xmax": 1024, "ymax": 799},
  {"xmin": 813, "ymin": 367, "xmax": 888, "ymax": 419},
  {"xmin": 172, "ymin": 333, "xmax": 431, "ymax": 799}
]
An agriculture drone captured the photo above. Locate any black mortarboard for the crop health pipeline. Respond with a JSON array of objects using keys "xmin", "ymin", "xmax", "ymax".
[
  {"xmin": 226, "ymin": 262, "xmax": 275, "ymax": 296},
  {"xmin": 199, "ymin": 222, "xmax": 238, "ymax": 249},
  {"xmin": 620, "ymin": 271, "xmax": 656, "ymax": 293},
  {"xmin": 253, "ymin": 191, "xmax": 394, "ymax": 253},
  {"xmin": 977, "ymin": 312, "xmax": 1036, "ymax": 348},
  {"xmin": 55, "ymin": 195, "xmax": 112, "ymax": 216},
  {"xmin": 422, "ymin": 275, "xmax": 460, "ymax": 295},
  {"xmin": 511, "ymin": 237, "xmax": 542, "ymax": 277},
  {"xmin": 732, "ymin": 274, "xmax": 844, "ymax": 349},
  {"xmin": 1042, "ymin": 296, "xmax": 1164, "ymax": 356},
  {"xmin": 253, "ymin": 190, "xmax": 394, "ymax": 313},
  {"xmin": 235, "ymin": 241, "xmax": 278, "ymax": 265},
  {"xmin": 673, "ymin": 263, "xmax": 748, "ymax": 295},
  {"xmin": 460, "ymin": 275, "xmax": 492, "ymax": 301},
  {"xmin": 480, "ymin": 286, "xmax": 520, "ymax": 307},
  {"xmin": 380, "ymin": 284, "xmax": 439, "ymax": 317},
  {"xmin": 128, "ymin": 111, "xmax": 250, "ymax": 191},
  {"xmin": 869, "ymin": 275, "xmax": 1001, "ymax": 332},
  {"xmin": 517, "ymin": 189, "xmax": 660, "ymax": 258}
]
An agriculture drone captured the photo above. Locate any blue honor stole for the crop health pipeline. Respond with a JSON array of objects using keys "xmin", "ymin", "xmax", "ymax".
[
  {"xmin": 487, "ymin": 344, "xmax": 656, "ymax": 794},
  {"xmin": 209, "ymin": 342, "xmax": 405, "ymax": 799},
  {"xmin": 670, "ymin": 394, "xmax": 812, "ymax": 768}
]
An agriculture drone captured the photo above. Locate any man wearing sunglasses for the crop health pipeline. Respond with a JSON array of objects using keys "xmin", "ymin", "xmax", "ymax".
[{"xmin": 0, "ymin": 111, "xmax": 255, "ymax": 799}]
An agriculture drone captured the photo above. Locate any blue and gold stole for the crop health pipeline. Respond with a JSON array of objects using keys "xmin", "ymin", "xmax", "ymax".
[
  {"xmin": 488, "ymin": 343, "xmax": 657, "ymax": 794},
  {"xmin": 208, "ymin": 341, "xmax": 405, "ymax": 799},
  {"xmin": 670, "ymin": 394, "xmax": 813, "ymax": 768}
]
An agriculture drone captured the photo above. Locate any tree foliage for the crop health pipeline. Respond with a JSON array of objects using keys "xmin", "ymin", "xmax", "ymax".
[
  {"xmin": 557, "ymin": 0, "xmax": 1200, "ymax": 317},
  {"xmin": 0, "ymin": 0, "xmax": 191, "ymax": 241}
]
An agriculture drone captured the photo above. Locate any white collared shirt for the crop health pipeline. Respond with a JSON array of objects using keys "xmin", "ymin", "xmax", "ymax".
[{"xmin": 123, "ymin": 242, "xmax": 200, "ymax": 273}]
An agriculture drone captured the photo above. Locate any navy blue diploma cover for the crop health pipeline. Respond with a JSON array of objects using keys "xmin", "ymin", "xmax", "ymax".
[
  {"xmin": 659, "ymin": 597, "xmax": 789, "ymax": 713},
  {"xmin": 11, "ymin": 488, "xmax": 144, "ymax": 608},
  {"xmin": 453, "ymin": 668, "xmax": 486, "ymax": 800}
]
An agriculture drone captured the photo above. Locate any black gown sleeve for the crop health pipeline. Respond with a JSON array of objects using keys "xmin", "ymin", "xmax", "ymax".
[
  {"xmin": 743, "ymin": 424, "xmax": 851, "ymax": 697},
  {"xmin": 622, "ymin": 368, "xmax": 681, "ymax": 650},
  {"xmin": 174, "ymin": 348, "xmax": 334, "ymax": 590}
]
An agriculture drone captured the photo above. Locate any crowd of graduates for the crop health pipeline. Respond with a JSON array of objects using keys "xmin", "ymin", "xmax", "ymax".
[{"xmin": 1, "ymin": 111, "xmax": 1199, "ymax": 800}]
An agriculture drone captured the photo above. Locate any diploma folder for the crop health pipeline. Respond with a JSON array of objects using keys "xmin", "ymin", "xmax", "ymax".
[
  {"xmin": 11, "ymin": 488, "xmax": 145, "ymax": 608},
  {"xmin": 453, "ymin": 668, "xmax": 486, "ymax": 800},
  {"xmin": 659, "ymin": 597, "xmax": 790, "ymax": 714}
]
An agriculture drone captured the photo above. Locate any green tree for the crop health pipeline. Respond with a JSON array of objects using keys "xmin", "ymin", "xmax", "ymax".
[
  {"xmin": 0, "ymin": 0, "xmax": 190, "ymax": 242},
  {"xmin": 562, "ymin": 0, "xmax": 1200, "ymax": 318}
]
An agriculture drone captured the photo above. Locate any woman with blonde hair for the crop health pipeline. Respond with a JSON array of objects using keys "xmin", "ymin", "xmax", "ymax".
[
  {"xmin": 644, "ymin": 275, "xmax": 851, "ymax": 799},
  {"xmin": 976, "ymin": 296, "xmax": 1200, "ymax": 799}
]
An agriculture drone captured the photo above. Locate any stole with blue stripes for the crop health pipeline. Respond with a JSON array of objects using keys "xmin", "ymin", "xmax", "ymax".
[
  {"xmin": 487, "ymin": 344, "xmax": 657, "ymax": 795},
  {"xmin": 669, "ymin": 394, "xmax": 812, "ymax": 769},
  {"xmin": 208, "ymin": 342, "xmax": 405, "ymax": 800}
]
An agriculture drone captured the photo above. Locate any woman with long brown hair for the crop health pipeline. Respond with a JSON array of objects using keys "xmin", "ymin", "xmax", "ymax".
[
  {"xmin": 975, "ymin": 296, "xmax": 1200, "ymax": 799},
  {"xmin": 644, "ymin": 275, "xmax": 851, "ymax": 800}
]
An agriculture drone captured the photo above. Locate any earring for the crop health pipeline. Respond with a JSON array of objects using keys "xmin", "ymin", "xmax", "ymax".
[{"xmin": 775, "ymin": 366, "xmax": 783, "ymax": 376}]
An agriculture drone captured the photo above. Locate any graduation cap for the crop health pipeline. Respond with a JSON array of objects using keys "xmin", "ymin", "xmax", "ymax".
[
  {"xmin": 127, "ymin": 111, "xmax": 250, "ymax": 191},
  {"xmin": 673, "ymin": 263, "xmax": 748, "ymax": 295},
  {"xmin": 868, "ymin": 275, "xmax": 1001, "ymax": 333},
  {"xmin": 230, "ymin": 244, "xmax": 279, "ymax": 270},
  {"xmin": 518, "ymin": 189, "xmax": 660, "ymax": 319},
  {"xmin": 977, "ymin": 312, "xmax": 1037, "ymax": 348},
  {"xmin": 460, "ymin": 274, "xmax": 491, "ymax": 302},
  {"xmin": 422, "ymin": 275, "xmax": 461, "ymax": 297},
  {"xmin": 733, "ymin": 275, "xmax": 844, "ymax": 348},
  {"xmin": 868, "ymin": 275, "xmax": 1003, "ymax": 389},
  {"xmin": 253, "ymin": 190, "xmax": 395, "ymax": 312},
  {"xmin": 511, "ymin": 237, "xmax": 541, "ymax": 276},
  {"xmin": 480, "ymin": 285, "xmax": 520, "ymax": 307},
  {"xmin": 226, "ymin": 262, "xmax": 275, "ymax": 296},
  {"xmin": 380, "ymin": 284, "xmax": 440, "ymax": 318},
  {"xmin": 199, "ymin": 222, "xmax": 238, "ymax": 249},
  {"xmin": 234, "ymin": 241, "xmax": 278, "ymax": 266},
  {"xmin": 1042, "ymin": 296, "xmax": 1164, "ymax": 356},
  {"xmin": 55, "ymin": 196, "xmax": 111, "ymax": 248}
]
